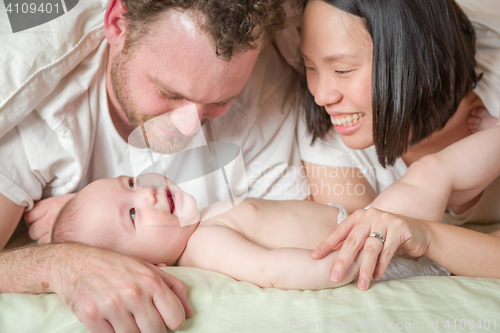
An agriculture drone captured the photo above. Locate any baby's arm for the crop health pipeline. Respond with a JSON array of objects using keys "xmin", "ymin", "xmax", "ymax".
[
  {"xmin": 179, "ymin": 225, "xmax": 359, "ymax": 290},
  {"xmin": 372, "ymin": 122, "xmax": 500, "ymax": 221}
]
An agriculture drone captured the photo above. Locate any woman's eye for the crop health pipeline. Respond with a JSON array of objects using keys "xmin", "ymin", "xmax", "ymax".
[
  {"xmin": 336, "ymin": 70, "xmax": 353, "ymax": 75},
  {"xmin": 130, "ymin": 208, "xmax": 136, "ymax": 222},
  {"xmin": 128, "ymin": 178, "xmax": 134, "ymax": 189}
]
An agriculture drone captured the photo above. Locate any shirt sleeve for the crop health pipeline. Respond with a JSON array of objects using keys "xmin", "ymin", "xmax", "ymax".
[{"xmin": 0, "ymin": 125, "xmax": 43, "ymax": 210}]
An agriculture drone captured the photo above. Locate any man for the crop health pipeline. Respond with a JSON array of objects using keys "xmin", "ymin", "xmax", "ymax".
[{"xmin": 0, "ymin": 0, "xmax": 306, "ymax": 331}]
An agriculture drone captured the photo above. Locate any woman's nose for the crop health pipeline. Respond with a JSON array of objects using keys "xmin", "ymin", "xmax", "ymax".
[{"xmin": 314, "ymin": 77, "xmax": 342, "ymax": 107}]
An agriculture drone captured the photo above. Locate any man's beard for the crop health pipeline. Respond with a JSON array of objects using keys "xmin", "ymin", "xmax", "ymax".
[{"xmin": 110, "ymin": 47, "xmax": 196, "ymax": 155}]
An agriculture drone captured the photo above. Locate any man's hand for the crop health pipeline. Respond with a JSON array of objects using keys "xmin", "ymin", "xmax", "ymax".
[
  {"xmin": 24, "ymin": 193, "xmax": 75, "ymax": 243},
  {"xmin": 0, "ymin": 243, "xmax": 192, "ymax": 332}
]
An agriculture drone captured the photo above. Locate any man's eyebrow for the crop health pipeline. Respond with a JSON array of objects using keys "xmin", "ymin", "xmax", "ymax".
[
  {"xmin": 151, "ymin": 76, "xmax": 242, "ymax": 105},
  {"xmin": 151, "ymin": 77, "xmax": 192, "ymax": 101}
]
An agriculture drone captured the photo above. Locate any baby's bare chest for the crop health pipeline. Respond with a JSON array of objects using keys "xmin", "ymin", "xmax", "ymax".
[{"xmin": 208, "ymin": 199, "xmax": 338, "ymax": 250}]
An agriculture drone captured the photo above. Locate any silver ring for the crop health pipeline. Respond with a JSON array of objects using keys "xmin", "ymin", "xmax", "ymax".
[{"xmin": 369, "ymin": 232, "xmax": 385, "ymax": 244}]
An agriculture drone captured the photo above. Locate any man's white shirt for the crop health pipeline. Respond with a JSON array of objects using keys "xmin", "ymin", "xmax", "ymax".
[{"xmin": 0, "ymin": 34, "xmax": 309, "ymax": 210}]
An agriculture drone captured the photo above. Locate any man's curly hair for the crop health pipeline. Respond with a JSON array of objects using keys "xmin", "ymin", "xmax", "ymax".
[{"xmin": 121, "ymin": 0, "xmax": 287, "ymax": 60}]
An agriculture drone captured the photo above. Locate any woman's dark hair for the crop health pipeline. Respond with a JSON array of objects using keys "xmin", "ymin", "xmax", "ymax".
[{"xmin": 303, "ymin": 0, "xmax": 481, "ymax": 167}]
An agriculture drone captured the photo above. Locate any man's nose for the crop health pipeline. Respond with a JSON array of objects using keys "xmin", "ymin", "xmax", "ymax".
[{"xmin": 169, "ymin": 103, "xmax": 202, "ymax": 136}]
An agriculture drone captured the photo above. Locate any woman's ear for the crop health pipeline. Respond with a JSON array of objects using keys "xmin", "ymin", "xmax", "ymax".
[
  {"xmin": 155, "ymin": 263, "xmax": 168, "ymax": 268},
  {"xmin": 104, "ymin": 0, "xmax": 127, "ymax": 46}
]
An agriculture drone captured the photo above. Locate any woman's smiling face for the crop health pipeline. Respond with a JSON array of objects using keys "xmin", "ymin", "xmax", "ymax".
[{"xmin": 301, "ymin": 0, "xmax": 374, "ymax": 149}]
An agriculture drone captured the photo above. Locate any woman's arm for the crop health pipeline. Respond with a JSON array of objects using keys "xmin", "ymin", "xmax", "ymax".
[
  {"xmin": 424, "ymin": 219, "xmax": 500, "ymax": 277},
  {"xmin": 372, "ymin": 122, "xmax": 500, "ymax": 221},
  {"xmin": 180, "ymin": 224, "xmax": 359, "ymax": 290}
]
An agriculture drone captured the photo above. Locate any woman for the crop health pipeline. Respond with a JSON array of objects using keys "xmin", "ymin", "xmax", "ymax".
[{"xmin": 299, "ymin": 0, "xmax": 500, "ymax": 289}]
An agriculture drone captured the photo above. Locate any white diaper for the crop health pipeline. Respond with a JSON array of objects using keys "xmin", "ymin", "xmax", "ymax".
[
  {"xmin": 381, "ymin": 256, "xmax": 451, "ymax": 280},
  {"xmin": 327, "ymin": 203, "xmax": 349, "ymax": 224},
  {"xmin": 327, "ymin": 203, "xmax": 451, "ymax": 280}
]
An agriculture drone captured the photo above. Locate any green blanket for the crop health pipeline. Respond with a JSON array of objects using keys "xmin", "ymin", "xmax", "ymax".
[{"xmin": 1, "ymin": 267, "xmax": 499, "ymax": 333}]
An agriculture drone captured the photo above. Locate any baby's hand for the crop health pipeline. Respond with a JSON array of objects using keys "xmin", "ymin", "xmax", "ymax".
[
  {"xmin": 24, "ymin": 193, "xmax": 75, "ymax": 243},
  {"xmin": 468, "ymin": 107, "xmax": 499, "ymax": 134}
]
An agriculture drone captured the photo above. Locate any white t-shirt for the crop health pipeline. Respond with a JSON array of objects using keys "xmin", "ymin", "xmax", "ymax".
[
  {"xmin": 299, "ymin": 0, "xmax": 500, "ymax": 225},
  {"xmin": 0, "ymin": 35, "xmax": 309, "ymax": 211}
]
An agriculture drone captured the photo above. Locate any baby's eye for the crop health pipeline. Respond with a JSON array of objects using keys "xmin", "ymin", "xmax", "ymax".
[
  {"xmin": 130, "ymin": 208, "xmax": 136, "ymax": 222},
  {"xmin": 128, "ymin": 178, "xmax": 135, "ymax": 189}
]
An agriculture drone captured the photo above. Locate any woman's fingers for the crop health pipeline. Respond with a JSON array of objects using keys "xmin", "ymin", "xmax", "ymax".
[
  {"xmin": 372, "ymin": 228, "xmax": 403, "ymax": 280},
  {"xmin": 329, "ymin": 216, "xmax": 372, "ymax": 282},
  {"xmin": 356, "ymin": 229, "xmax": 386, "ymax": 290},
  {"xmin": 311, "ymin": 214, "xmax": 356, "ymax": 259}
]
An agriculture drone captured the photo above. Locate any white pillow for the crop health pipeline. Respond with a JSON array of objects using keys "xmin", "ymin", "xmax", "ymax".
[{"xmin": 0, "ymin": 0, "xmax": 107, "ymax": 139}]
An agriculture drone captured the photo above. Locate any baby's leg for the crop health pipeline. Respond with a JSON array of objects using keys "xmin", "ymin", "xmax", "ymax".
[{"xmin": 468, "ymin": 107, "xmax": 499, "ymax": 133}]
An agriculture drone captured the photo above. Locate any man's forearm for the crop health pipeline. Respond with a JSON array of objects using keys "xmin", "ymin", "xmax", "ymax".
[{"xmin": 0, "ymin": 244, "xmax": 64, "ymax": 294}]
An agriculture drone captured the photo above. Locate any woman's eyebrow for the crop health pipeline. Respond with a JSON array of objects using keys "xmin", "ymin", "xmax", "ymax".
[
  {"xmin": 300, "ymin": 51, "xmax": 359, "ymax": 62},
  {"xmin": 323, "ymin": 53, "xmax": 359, "ymax": 62}
]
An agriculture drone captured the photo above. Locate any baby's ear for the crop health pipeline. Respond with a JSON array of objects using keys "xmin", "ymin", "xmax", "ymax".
[{"xmin": 155, "ymin": 263, "xmax": 168, "ymax": 267}]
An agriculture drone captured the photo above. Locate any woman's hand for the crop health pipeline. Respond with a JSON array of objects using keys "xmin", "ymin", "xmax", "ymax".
[
  {"xmin": 311, "ymin": 208, "xmax": 432, "ymax": 290},
  {"xmin": 24, "ymin": 193, "xmax": 76, "ymax": 243}
]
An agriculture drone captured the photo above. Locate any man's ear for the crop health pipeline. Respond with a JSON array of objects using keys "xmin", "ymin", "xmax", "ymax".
[
  {"xmin": 155, "ymin": 263, "xmax": 168, "ymax": 268},
  {"xmin": 105, "ymin": 0, "xmax": 127, "ymax": 46}
]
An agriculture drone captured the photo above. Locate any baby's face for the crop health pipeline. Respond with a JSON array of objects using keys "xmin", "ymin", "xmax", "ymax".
[{"xmin": 76, "ymin": 174, "xmax": 199, "ymax": 265}]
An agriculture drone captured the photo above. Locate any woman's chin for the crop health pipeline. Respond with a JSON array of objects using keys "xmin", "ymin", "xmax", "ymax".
[{"xmin": 340, "ymin": 134, "xmax": 374, "ymax": 150}]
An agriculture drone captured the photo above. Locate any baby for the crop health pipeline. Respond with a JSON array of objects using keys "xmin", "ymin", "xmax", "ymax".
[{"xmin": 51, "ymin": 174, "xmax": 448, "ymax": 290}]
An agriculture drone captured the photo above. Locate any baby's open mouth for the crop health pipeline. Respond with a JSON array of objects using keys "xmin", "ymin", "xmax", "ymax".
[{"xmin": 166, "ymin": 189, "xmax": 175, "ymax": 214}]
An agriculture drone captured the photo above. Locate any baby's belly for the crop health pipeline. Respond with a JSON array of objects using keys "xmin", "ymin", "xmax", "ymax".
[{"xmin": 236, "ymin": 199, "xmax": 340, "ymax": 250}]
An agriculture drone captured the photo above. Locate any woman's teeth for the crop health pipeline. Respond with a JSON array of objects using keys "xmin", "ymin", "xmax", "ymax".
[{"xmin": 331, "ymin": 113, "xmax": 364, "ymax": 126}]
